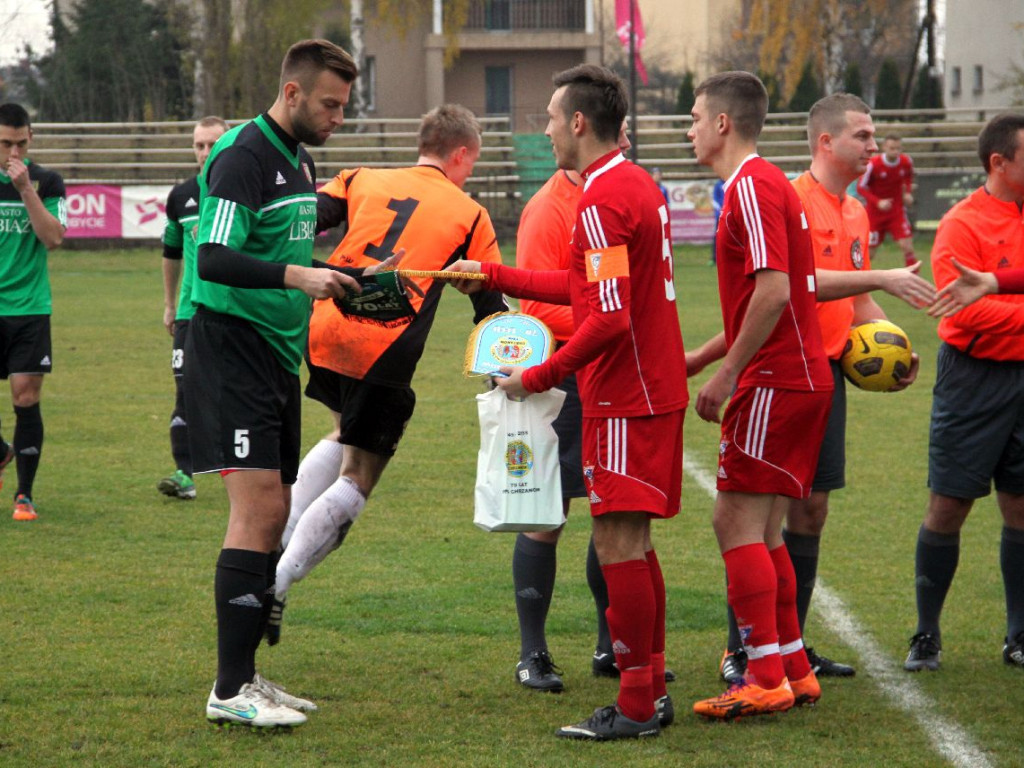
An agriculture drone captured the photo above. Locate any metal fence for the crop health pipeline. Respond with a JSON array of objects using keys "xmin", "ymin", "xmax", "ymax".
[{"xmin": 27, "ymin": 107, "xmax": 1023, "ymax": 236}]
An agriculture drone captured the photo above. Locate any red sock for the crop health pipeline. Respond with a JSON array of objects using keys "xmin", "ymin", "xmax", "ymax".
[
  {"xmin": 723, "ymin": 543, "xmax": 784, "ymax": 689},
  {"xmin": 770, "ymin": 544, "xmax": 812, "ymax": 681},
  {"xmin": 602, "ymin": 559, "xmax": 655, "ymax": 721},
  {"xmin": 646, "ymin": 549, "xmax": 667, "ymax": 700}
]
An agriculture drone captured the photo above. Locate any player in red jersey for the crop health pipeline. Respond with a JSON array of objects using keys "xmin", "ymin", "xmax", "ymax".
[
  {"xmin": 685, "ymin": 71, "xmax": 833, "ymax": 720},
  {"xmin": 857, "ymin": 135, "xmax": 916, "ymax": 265},
  {"xmin": 449, "ymin": 64, "xmax": 687, "ymax": 741}
]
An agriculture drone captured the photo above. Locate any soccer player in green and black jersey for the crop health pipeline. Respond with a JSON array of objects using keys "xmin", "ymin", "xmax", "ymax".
[
  {"xmin": 188, "ymin": 39, "xmax": 370, "ymax": 729},
  {"xmin": 0, "ymin": 102, "xmax": 66, "ymax": 522},
  {"xmin": 158, "ymin": 116, "xmax": 228, "ymax": 501}
]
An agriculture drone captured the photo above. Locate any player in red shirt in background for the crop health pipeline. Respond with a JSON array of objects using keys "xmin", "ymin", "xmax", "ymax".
[
  {"xmin": 857, "ymin": 135, "xmax": 916, "ymax": 266},
  {"xmin": 686, "ymin": 71, "xmax": 832, "ymax": 719},
  {"xmin": 450, "ymin": 63, "xmax": 687, "ymax": 741}
]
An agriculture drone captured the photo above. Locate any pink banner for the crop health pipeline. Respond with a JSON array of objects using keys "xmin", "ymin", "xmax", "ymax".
[{"xmin": 65, "ymin": 185, "xmax": 123, "ymax": 238}]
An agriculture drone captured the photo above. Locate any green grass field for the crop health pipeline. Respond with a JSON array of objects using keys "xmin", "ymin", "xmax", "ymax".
[{"xmin": 3, "ymin": 240, "xmax": 1021, "ymax": 767}]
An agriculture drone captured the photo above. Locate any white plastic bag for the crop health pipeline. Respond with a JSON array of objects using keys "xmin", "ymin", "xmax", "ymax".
[{"xmin": 473, "ymin": 387, "xmax": 566, "ymax": 532}]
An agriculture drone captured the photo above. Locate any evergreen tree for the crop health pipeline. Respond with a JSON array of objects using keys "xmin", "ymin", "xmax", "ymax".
[
  {"xmin": 788, "ymin": 60, "xmax": 823, "ymax": 112},
  {"xmin": 30, "ymin": 0, "xmax": 193, "ymax": 121},
  {"xmin": 757, "ymin": 70, "xmax": 784, "ymax": 113},
  {"xmin": 843, "ymin": 62, "xmax": 863, "ymax": 97},
  {"xmin": 676, "ymin": 70, "xmax": 695, "ymax": 115},
  {"xmin": 911, "ymin": 67, "xmax": 943, "ymax": 111},
  {"xmin": 875, "ymin": 58, "xmax": 903, "ymax": 108}
]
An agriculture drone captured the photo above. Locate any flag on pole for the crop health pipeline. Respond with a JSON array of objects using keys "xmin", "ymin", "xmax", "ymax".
[{"xmin": 615, "ymin": 0, "xmax": 648, "ymax": 85}]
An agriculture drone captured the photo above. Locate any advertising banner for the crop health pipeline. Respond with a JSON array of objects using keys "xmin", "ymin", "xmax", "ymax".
[
  {"xmin": 65, "ymin": 184, "xmax": 172, "ymax": 238},
  {"xmin": 664, "ymin": 179, "xmax": 718, "ymax": 245}
]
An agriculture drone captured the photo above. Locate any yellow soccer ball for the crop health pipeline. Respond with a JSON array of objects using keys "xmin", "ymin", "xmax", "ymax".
[{"xmin": 840, "ymin": 320, "xmax": 913, "ymax": 392}]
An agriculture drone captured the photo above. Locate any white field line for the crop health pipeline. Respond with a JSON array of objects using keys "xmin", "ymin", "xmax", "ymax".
[{"xmin": 683, "ymin": 454, "xmax": 993, "ymax": 768}]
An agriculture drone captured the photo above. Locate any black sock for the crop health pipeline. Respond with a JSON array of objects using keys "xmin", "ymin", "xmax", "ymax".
[
  {"xmin": 783, "ymin": 528, "xmax": 821, "ymax": 633},
  {"xmin": 170, "ymin": 379, "xmax": 191, "ymax": 475},
  {"xmin": 1001, "ymin": 526, "xmax": 1024, "ymax": 640},
  {"xmin": 586, "ymin": 536, "xmax": 611, "ymax": 654},
  {"xmin": 13, "ymin": 403, "xmax": 42, "ymax": 499},
  {"xmin": 726, "ymin": 572, "xmax": 742, "ymax": 650},
  {"xmin": 214, "ymin": 548, "xmax": 269, "ymax": 699},
  {"xmin": 915, "ymin": 525, "xmax": 960, "ymax": 640},
  {"xmin": 254, "ymin": 549, "xmax": 281, "ymax": 653},
  {"xmin": 513, "ymin": 534, "xmax": 556, "ymax": 658}
]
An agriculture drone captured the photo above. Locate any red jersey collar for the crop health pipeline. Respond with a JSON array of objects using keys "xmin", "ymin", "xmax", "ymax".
[{"xmin": 582, "ymin": 150, "xmax": 626, "ymax": 191}]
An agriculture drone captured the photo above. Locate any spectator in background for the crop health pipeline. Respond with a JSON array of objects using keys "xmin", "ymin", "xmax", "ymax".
[
  {"xmin": 857, "ymin": 134, "xmax": 916, "ymax": 266},
  {"xmin": 0, "ymin": 102, "xmax": 66, "ymax": 522},
  {"xmin": 651, "ymin": 166, "xmax": 670, "ymax": 205},
  {"xmin": 710, "ymin": 178, "xmax": 725, "ymax": 265}
]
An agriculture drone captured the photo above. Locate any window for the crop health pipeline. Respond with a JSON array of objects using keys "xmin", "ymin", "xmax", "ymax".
[
  {"xmin": 973, "ymin": 65, "xmax": 984, "ymax": 94},
  {"xmin": 485, "ymin": 66, "xmax": 513, "ymax": 118},
  {"xmin": 486, "ymin": 0, "xmax": 511, "ymax": 30},
  {"xmin": 950, "ymin": 66, "xmax": 961, "ymax": 97}
]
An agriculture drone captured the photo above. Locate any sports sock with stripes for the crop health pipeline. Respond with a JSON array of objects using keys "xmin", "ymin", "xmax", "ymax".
[
  {"xmin": 602, "ymin": 559, "xmax": 655, "ymax": 721},
  {"xmin": 782, "ymin": 528, "xmax": 820, "ymax": 633},
  {"xmin": 914, "ymin": 525, "xmax": 960, "ymax": 639},
  {"xmin": 724, "ymin": 542, "xmax": 785, "ymax": 689},
  {"xmin": 214, "ymin": 548, "xmax": 268, "ymax": 699},
  {"xmin": 13, "ymin": 403, "xmax": 42, "ymax": 498},
  {"xmin": 1000, "ymin": 526, "xmax": 1024, "ymax": 640},
  {"xmin": 512, "ymin": 533, "xmax": 557, "ymax": 659},
  {"xmin": 770, "ymin": 544, "xmax": 812, "ymax": 681},
  {"xmin": 646, "ymin": 548, "xmax": 668, "ymax": 700}
]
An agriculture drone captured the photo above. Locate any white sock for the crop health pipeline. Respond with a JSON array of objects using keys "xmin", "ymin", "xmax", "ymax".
[
  {"xmin": 282, "ymin": 439, "xmax": 344, "ymax": 548},
  {"xmin": 276, "ymin": 477, "xmax": 365, "ymax": 597}
]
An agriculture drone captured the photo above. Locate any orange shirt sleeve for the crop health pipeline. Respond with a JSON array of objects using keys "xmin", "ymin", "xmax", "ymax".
[{"xmin": 515, "ymin": 174, "xmax": 579, "ymax": 340}]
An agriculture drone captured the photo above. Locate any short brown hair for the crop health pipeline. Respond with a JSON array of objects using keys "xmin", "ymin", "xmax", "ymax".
[
  {"xmin": 806, "ymin": 93, "xmax": 871, "ymax": 153},
  {"xmin": 694, "ymin": 71, "xmax": 768, "ymax": 141},
  {"xmin": 280, "ymin": 39, "xmax": 358, "ymax": 93},
  {"xmin": 196, "ymin": 115, "xmax": 228, "ymax": 132},
  {"xmin": 978, "ymin": 113, "xmax": 1024, "ymax": 173},
  {"xmin": 552, "ymin": 64, "xmax": 627, "ymax": 143},
  {"xmin": 418, "ymin": 104, "xmax": 481, "ymax": 159}
]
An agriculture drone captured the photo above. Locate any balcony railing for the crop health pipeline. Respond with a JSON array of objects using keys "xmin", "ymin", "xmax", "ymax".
[{"xmin": 464, "ymin": 0, "xmax": 586, "ymax": 31}]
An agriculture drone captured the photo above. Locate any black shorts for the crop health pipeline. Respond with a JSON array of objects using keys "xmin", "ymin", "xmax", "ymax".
[
  {"xmin": 184, "ymin": 307, "xmax": 301, "ymax": 483},
  {"xmin": 811, "ymin": 360, "xmax": 847, "ymax": 492},
  {"xmin": 0, "ymin": 314, "xmax": 52, "ymax": 379},
  {"xmin": 552, "ymin": 373, "xmax": 586, "ymax": 499},
  {"xmin": 928, "ymin": 343, "xmax": 1024, "ymax": 499},
  {"xmin": 305, "ymin": 362, "xmax": 414, "ymax": 458},
  {"xmin": 171, "ymin": 320, "xmax": 189, "ymax": 379}
]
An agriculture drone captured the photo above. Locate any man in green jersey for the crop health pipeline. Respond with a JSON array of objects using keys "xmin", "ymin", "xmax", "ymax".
[
  {"xmin": 158, "ymin": 116, "xmax": 228, "ymax": 501},
  {"xmin": 186, "ymin": 39, "xmax": 368, "ymax": 729},
  {"xmin": 0, "ymin": 102, "xmax": 66, "ymax": 522}
]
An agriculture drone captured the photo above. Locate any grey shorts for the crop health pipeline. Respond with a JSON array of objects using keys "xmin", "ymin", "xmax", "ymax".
[
  {"xmin": 811, "ymin": 360, "xmax": 847, "ymax": 492},
  {"xmin": 928, "ymin": 343, "xmax": 1024, "ymax": 499}
]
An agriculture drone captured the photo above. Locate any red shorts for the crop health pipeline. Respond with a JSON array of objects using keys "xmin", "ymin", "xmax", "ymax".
[
  {"xmin": 581, "ymin": 410, "xmax": 684, "ymax": 518},
  {"xmin": 868, "ymin": 207, "xmax": 912, "ymax": 245},
  {"xmin": 717, "ymin": 387, "xmax": 831, "ymax": 499}
]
